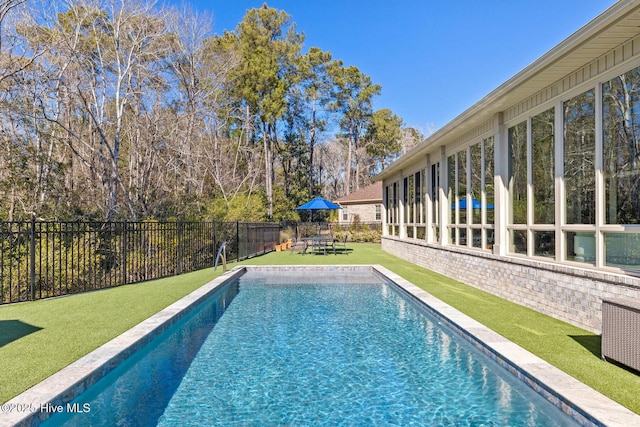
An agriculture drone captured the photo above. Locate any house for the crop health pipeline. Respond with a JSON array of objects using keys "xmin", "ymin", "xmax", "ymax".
[
  {"xmin": 335, "ymin": 181, "xmax": 382, "ymax": 225},
  {"xmin": 376, "ymin": 0, "xmax": 640, "ymax": 334}
]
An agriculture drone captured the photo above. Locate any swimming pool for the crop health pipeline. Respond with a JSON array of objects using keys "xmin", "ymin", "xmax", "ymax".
[{"xmin": 5, "ymin": 266, "xmax": 638, "ymax": 426}]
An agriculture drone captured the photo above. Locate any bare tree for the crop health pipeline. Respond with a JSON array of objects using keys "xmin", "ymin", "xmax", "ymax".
[
  {"xmin": 0, "ymin": 0, "xmax": 57, "ymax": 220},
  {"xmin": 316, "ymin": 138, "xmax": 347, "ymax": 200},
  {"xmin": 31, "ymin": 0, "xmax": 173, "ymax": 220}
]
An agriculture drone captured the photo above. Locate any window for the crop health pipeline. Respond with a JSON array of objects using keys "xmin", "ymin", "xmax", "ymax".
[
  {"xmin": 507, "ymin": 110, "xmax": 556, "ymax": 257},
  {"xmin": 508, "ymin": 121, "xmax": 527, "ymax": 225},
  {"xmin": 375, "ymin": 204, "xmax": 381, "ymax": 221},
  {"xmin": 601, "ymin": 66, "xmax": 640, "ymax": 270},
  {"xmin": 458, "ymin": 150, "xmax": 467, "ymax": 228},
  {"xmin": 532, "ymin": 108, "xmax": 556, "ymax": 258},
  {"xmin": 564, "ymin": 89, "xmax": 595, "ymax": 224},
  {"xmin": 407, "ymin": 175, "xmax": 414, "ymax": 223},
  {"xmin": 431, "ymin": 162, "xmax": 440, "ymax": 242},
  {"xmin": 605, "ymin": 233, "xmax": 640, "ymax": 268},
  {"xmin": 603, "ymin": 67, "xmax": 640, "ymax": 224},
  {"xmin": 485, "ymin": 137, "xmax": 495, "ymax": 226},
  {"xmin": 392, "ymin": 182, "xmax": 398, "ymax": 224},
  {"xmin": 384, "ymin": 185, "xmax": 390, "ymax": 222},
  {"xmin": 471, "ymin": 142, "xmax": 482, "ymax": 224},
  {"xmin": 386, "ymin": 183, "xmax": 399, "ymax": 236},
  {"xmin": 415, "ymin": 171, "xmax": 423, "ymax": 223},
  {"xmin": 445, "ymin": 142, "xmax": 494, "ymax": 249},
  {"xmin": 448, "ymin": 155, "xmax": 455, "ymax": 226},
  {"xmin": 403, "ymin": 177, "xmax": 409, "ymax": 223},
  {"xmin": 532, "ymin": 108, "xmax": 555, "ymax": 225}
]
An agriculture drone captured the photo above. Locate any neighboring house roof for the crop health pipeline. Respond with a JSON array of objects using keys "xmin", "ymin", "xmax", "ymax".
[{"xmin": 335, "ymin": 182, "xmax": 382, "ymax": 205}]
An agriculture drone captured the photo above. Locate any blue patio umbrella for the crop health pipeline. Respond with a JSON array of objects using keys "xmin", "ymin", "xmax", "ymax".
[
  {"xmin": 296, "ymin": 196, "xmax": 341, "ymax": 211},
  {"xmin": 296, "ymin": 196, "xmax": 341, "ymax": 222}
]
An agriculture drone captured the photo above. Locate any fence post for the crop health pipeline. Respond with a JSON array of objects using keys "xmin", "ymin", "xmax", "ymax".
[
  {"xmin": 245, "ymin": 223, "xmax": 249, "ymax": 259},
  {"xmin": 122, "ymin": 221, "xmax": 127, "ymax": 285},
  {"xmin": 177, "ymin": 220, "xmax": 183, "ymax": 275},
  {"xmin": 29, "ymin": 214, "xmax": 36, "ymax": 301},
  {"xmin": 212, "ymin": 222, "xmax": 217, "ymax": 267},
  {"xmin": 236, "ymin": 221, "xmax": 240, "ymax": 262}
]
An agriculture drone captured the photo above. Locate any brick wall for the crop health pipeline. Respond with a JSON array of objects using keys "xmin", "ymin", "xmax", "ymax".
[
  {"xmin": 338, "ymin": 203, "xmax": 380, "ymax": 224},
  {"xmin": 382, "ymin": 236, "xmax": 640, "ymax": 333}
]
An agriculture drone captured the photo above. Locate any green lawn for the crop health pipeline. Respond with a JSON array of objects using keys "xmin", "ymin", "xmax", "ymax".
[{"xmin": 1, "ymin": 243, "xmax": 639, "ymax": 415}]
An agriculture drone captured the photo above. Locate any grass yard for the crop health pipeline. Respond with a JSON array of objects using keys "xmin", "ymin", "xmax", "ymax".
[{"xmin": 1, "ymin": 243, "xmax": 639, "ymax": 415}]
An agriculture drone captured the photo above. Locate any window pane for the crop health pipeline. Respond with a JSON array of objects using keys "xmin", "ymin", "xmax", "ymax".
[
  {"xmin": 459, "ymin": 227, "xmax": 467, "ymax": 246},
  {"xmin": 421, "ymin": 171, "xmax": 425, "ymax": 223},
  {"xmin": 407, "ymin": 175, "xmax": 414, "ymax": 224},
  {"xmin": 401, "ymin": 177, "xmax": 409, "ymax": 224},
  {"xmin": 392, "ymin": 182, "xmax": 398, "ymax": 223},
  {"xmin": 510, "ymin": 229, "xmax": 527, "ymax": 254},
  {"xmin": 603, "ymin": 69, "xmax": 640, "ymax": 224},
  {"xmin": 566, "ymin": 231, "xmax": 595, "ymax": 263},
  {"xmin": 509, "ymin": 122, "xmax": 527, "ymax": 224},
  {"xmin": 472, "ymin": 229, "xmax": 482, "ymax": 248},
  {"xmin": 458, "ymin": 151, "xmax": 467, "ymax": 225},
  {"xmin": 385, "ymin": 186, "xmax": 390, "ymax": 222},
  {"xmin": 564, "ymin": 90, "xmax": 595, "ymax": 224},
  {"xmin": 533, "ymin": 231, "xmax": 555, "ymax": 258},
  {"xmin": 471, "ymin": 143, "xmax": 482, "ymax": 224},
  {"xmin": 605, "ymin": 233, "xmax": 640, "ymax": 269},
  {"xmin": 485, "ymin": 137, "xmax": 495, "ymax": 225},
  {"xmin": 431, "ymin": 163, "xmax": 439, "ymax": 224},
  {"xmin": 532, "ymin": 108, "xmax": 555, "ymax": 224},
  {"xmin": 413, "ymin": 172, "xmax": 422, "ymax": 223},
  {"xmin": 448, "ymin": 155, "xmax": 455, "ymax": 224}
]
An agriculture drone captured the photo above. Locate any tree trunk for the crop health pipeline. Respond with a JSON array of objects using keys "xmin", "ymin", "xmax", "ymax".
[{"xmin": 263, "ymin": 123, "xmax": 274, "ymax": 218}]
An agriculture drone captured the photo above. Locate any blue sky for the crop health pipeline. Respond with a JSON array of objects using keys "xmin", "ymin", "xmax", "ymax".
[{"xmin": 176, "ymin": 0, "xmax": 618, "ymax": 135}]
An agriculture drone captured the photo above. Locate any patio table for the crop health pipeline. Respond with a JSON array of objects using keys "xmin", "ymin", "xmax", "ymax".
[{"xmin": 302, "ymin": 236, "xmax": 336, "ymax": 255}]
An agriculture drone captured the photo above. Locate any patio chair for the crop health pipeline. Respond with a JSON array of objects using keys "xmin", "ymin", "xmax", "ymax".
[
  {"xmin": 290, "ymin": 237, "xmax": 308, "ymax": 255},
  {"xmin": 310, "ymin": 236, "xmax": 331, "ymax": 255},
  {"xmin": 334, "ymin": 234, "xmax": 348, "ymax": 255}
]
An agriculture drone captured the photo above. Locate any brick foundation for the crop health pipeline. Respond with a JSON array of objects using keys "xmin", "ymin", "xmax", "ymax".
[{"xmin": 382, "ymin": 236, "xmax": 640, "ymax": 333}]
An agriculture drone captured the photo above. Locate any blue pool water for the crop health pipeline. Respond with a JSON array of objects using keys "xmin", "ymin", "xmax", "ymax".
[{"xmin": 44, "ymin": 271, "xmax": 578, "ymax": 426}]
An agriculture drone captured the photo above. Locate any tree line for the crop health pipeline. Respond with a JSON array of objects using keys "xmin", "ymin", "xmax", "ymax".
[{"xmin": 0, "ymin": 0, "xmax": 423, "ymax": 222}]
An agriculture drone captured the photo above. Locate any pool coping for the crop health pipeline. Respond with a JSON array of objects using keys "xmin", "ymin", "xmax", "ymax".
[
  {"xmin": 1, "ymin": 265, "xmax": 638, "ymax": 426},
  {"xmin": 0, "ymin": 267, "xmax": 245, "ymax": 427},
  {"xmin": 371, "ymin": 265, "xmax": 640, "ymax": 427}
]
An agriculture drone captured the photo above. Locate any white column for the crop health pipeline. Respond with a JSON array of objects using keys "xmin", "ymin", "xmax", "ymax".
[
  {"xmin": 493, "ymin": 113, "xmax": 508, "ymax": 255},
  {"xmin": 381, "ymin": 181, "xmax": 389, "ymax": 237},
  {"xmin": 399, "ymin": 172, "xmax": 406, "ymax": 239},
  {"xmin": 594, "ymin": 82, "xmax": 604, "ymax": 268},
  {"xmin": 439, "ymin": 146, "xmax": 448, "ymax": 245},
  {"xmin": 554, "ymin": 101, "xmax": 565, "ymax": 262}
]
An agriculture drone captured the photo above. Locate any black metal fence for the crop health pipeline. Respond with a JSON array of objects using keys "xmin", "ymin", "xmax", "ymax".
[{"xmin": 0, "ymin": 219, "xmax": 280, "ymax": 304}]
